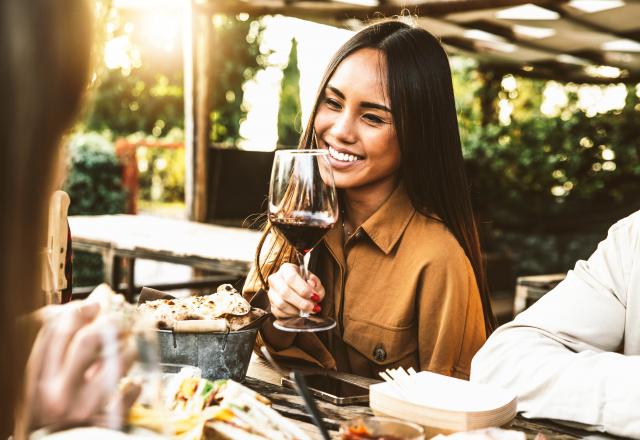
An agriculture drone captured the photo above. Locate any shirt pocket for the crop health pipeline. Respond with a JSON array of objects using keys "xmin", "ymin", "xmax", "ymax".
[{"xmin": 343, "ymin": 313, "xmax": 417, "ymax": 365}]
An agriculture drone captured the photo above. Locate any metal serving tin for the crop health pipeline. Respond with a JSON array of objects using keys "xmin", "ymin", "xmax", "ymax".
[{"xmin": 156, "ymin": 327, "xmax": 258, "ymax": 382}]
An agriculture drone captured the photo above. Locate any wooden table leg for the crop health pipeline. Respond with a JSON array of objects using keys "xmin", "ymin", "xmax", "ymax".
[
  {"xmin": 102, "ymin": 249, "xmax": 123, "ymax": 296},
  {"xmin": 125, "ymin": 257, "xmax": 136, "ymax": 303},
  {"xmin": 102, "ymin": 249, "xmax": 116, "ymax": 287}
]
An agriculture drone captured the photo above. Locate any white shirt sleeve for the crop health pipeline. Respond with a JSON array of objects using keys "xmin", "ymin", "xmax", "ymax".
[{"xmin": 471, "ymin": 212, "xmax": 640, "ymax": 439}]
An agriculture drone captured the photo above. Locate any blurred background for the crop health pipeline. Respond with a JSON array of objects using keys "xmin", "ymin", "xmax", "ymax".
[{"xmin": 65, "ymin": 0, "xmax": 640, "ymax": 322}]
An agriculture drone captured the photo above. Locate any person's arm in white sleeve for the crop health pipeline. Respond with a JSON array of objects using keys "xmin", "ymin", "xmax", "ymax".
[{"xmin": 471, "ymin": 212, "xmax": 640, "ymax": 439}]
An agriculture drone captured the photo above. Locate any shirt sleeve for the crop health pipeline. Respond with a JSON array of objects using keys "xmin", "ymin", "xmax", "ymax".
[
  {"xmin": 471, "ymin": 213, "xmax": 640, "ymax": 438},
  {"xmin": 418, "ymin": 244, "xmax": 487, "ymax": 379}
]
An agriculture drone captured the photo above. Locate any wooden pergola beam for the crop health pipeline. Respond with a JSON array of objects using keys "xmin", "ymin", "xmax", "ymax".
[
  {"xmin": 441, "ymin": 18, "xmax": 616, "ymax": 79},
  {"xmin": 545, "ymin": 2, "xmax": 640, "ymax": 44},
  {"xmin": 193, "ymin": 0, "xmax": 561, "ymax": 22},
  {"xmin": 184, "ymin": 1, "xmax": 212, "ymax": 222}
]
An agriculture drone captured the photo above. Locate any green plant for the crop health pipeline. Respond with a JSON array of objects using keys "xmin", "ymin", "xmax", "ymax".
[
  {"xmin": 277, "ymin": 37, "xmax": 302, "ymax": 147},
  {"xmin": 84, "ymin": 11, "xmax": 267, "ymax": 145},
  {"xmin": 137, "ymin": 151, "xmax": 185, "ymax": 203},
  {"xmin": 64, "ymin": 131, "xmax": 127, "ymax": 286},
  {"xmin": 455, "ymin": 62, "xmax": 640, "ymax": 276}
]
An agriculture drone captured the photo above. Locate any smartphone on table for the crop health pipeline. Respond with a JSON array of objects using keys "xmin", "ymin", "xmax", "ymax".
[{"xmin": 281, "ymin": 373, "xmax": 369, "ymax": 405}]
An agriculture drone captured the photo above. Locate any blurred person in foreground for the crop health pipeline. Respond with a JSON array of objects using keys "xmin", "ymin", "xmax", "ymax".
[
  {"xmin": 472, "ymin": 211, "xmax": 640, "ymax": 439},
  {"xmin": 1, "ymin": 0, "xmax": 135, "ymax": 437}
]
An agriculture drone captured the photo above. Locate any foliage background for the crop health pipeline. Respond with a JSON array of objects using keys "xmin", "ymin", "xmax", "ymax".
[
  {"xmin": 64, "ymin": 132, "xmax": 127, "ymax": 286},
  {"xmin": 68, "ymin": 7, "xmax": 640, "ymax": 291},
  {"xmin": 454, "ymin": 63, "xmax": 640, "ymax": 278},
  {"xmin": 277, "ymin": 38, "xmax": 302, "ymax": 147},
  {"xmin": 85, "ymin": 11, "xmax": 266, "ymax": 144}
]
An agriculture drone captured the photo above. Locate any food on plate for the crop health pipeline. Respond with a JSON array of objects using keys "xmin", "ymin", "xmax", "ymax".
[
  {"xmin": 341, "ymin": 423, "xmax": 405, "ymax": 440},
  {"xmin": 138, "ymin": 284, "xmax": 266, "ymax": 332},
  {"xmin": 128, "ymin": 366, "xmax": 310, "ymax": 440},
  {"xmin": 339, "ymin": 417, "xmax": 423, "ymax": 440}
]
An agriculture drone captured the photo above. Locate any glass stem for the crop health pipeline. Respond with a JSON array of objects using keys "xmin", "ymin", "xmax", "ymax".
[{"xmin": 299, "ymin": 251, "xmax": 311, "ymax": 318}]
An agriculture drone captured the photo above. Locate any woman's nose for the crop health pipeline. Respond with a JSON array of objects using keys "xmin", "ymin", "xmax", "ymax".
[{"xmin": 329, "ymin": 113, "xmax": 357, "ymax": 144}]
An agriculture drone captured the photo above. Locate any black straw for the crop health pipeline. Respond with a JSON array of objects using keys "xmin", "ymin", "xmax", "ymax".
[
  {"xmin": 291, "ymin": 371, "xmax": 332, "ymax": 440},
  {"xmin": 259, "ymin": 347, "xmax": 331, "ymax": 440}
]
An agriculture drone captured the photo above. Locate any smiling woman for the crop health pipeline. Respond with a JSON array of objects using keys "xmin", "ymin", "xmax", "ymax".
[{"xmin": 244, "ymin": 19, "xmax": 496, "ymax": 380}]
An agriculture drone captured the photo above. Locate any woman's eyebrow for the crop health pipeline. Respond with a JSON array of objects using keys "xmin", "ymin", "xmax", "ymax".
[{"xmin": 326, "ymin": 85, "xmax": 392, "ymax": 113}]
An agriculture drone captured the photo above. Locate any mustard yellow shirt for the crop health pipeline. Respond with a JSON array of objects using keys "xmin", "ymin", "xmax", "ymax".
[{"xmin": 243, "ymin": 184, "xmax": 486, "ymax": 379}]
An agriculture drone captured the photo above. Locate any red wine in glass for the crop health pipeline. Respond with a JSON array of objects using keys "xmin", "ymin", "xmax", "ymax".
[
  {"xmin": 269, "ymin": 150, "xmax": 338, "ymax": 332},
  {"xmin": 270, "ymin": 217, "xmax": 334, "ymax": 255}
]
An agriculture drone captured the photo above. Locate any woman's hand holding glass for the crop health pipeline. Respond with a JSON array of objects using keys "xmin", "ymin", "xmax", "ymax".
[{"xmin": 267, "ymin": 263, "xmax": 326, "ymax": 320}]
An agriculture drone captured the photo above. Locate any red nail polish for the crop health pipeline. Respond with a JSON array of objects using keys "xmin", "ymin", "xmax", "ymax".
[
  {"xmin": 313, "ymin": 304, "xmax": 321, "ymax": 313},
  {"xmin": 311, "ymin": 293, "xmax": 320, "ymax": 302}
]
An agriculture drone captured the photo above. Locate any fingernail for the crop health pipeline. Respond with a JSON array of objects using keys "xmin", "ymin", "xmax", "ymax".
[
  {"xmin": 311, "ymin": 293, "xmax": 320, "ymax": 302},
  {"xmin": 313, "ymin": 304, "xmax": 321, "ymax": 313}
]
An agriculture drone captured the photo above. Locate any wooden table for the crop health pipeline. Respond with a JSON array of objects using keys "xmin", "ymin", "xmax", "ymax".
[
  {"xmin": 68, "ymin": 214, "xmax": 262, "ymax": 301},
  {"xmin": 244, "ymin": 355, "xmax": 621, "ymax": 440}
]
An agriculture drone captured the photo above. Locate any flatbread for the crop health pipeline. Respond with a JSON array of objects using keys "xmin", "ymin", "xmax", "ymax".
[
  {"xmin": 227, "ymin": 309, "xmax": 268, "ymax": 331},
  {"xmin": 138, "ymin": 284, "xmax": 261, "ymax": 332},
  {"xmin": 209, "ymin": 284, "xmax": 251, "ymax": 316}
]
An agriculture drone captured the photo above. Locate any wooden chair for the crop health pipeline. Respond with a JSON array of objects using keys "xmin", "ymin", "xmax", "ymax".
[
  {"xmin": 513, "ymin": 273, "xmax": 566, "ymax": 316},
  {"xmin": 43, "ymin": 190, "xmax": 70, "ymax": 304}
]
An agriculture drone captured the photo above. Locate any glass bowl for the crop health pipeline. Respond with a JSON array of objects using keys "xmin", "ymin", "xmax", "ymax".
[{"xmin": 339, "ymin": 416, "xmax": 425, "ymax": 440}]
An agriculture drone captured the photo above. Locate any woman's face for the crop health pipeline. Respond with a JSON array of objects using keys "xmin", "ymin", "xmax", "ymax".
[{"xmin": 314, "ymin": 48, "xmax": 401, "ymax": 193}]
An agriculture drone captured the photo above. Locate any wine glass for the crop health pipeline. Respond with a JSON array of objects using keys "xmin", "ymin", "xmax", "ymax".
[{"xmin": 268, "ymin": 149, "xmax": 339, "ymax": 332}]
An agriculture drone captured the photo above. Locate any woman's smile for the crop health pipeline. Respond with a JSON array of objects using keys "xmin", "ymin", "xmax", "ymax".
[
  {"xmin": 327, "ymin": 145, "xmax": 361, "ymax": 163},
  {"xmin": 323, "ymin": 142, "xmax": 365, "ymax": 170}
]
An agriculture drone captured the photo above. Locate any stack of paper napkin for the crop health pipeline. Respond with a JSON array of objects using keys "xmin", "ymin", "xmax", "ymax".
[{"xmin": 369, "ymin": 371, "xmax": 517, "ymax": 433}]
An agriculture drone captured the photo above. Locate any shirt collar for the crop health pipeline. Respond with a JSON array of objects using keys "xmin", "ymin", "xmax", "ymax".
[
  {"xmin": 360, "ymin": 183, "xmax": 416, "ymax": 254},
  {"xmin": 323, "ymin": 184, "xmax": 416, "ymax": 258}
]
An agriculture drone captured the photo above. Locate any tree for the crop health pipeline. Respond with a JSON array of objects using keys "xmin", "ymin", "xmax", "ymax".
[
  {"xmin": 277, "ymin": 38, "xmax": 302, "ymax": 148},
  {"xmin": 208, "ymin": 16, "xmax": 267, "ymax": 144},
  {"xmin": 456, "ymin": 63, "xmax": 640, "ymax": 275},
  {"xmin": 83, "ymin": 10, "xmax": 266, "ymax": 144}
]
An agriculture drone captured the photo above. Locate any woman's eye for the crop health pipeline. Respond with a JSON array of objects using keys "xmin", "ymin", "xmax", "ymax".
[
  {"xmin": 324, "ymin": 98, "xmax": 341, "ymax": 109},
  {"xmin": 363, "ymin": 114, "xmax": 385, "ymax": 124}
]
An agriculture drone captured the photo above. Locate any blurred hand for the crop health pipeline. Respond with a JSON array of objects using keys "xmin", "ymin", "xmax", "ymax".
[
  {"xmin": 25, "ymin": 300, "xmax": 138, "ymax": 431},
  {"xmin": 267, "ymin": 263, "xmax": 325, "ymax": 319}
]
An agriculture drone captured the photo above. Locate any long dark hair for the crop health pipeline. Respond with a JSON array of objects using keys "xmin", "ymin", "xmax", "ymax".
[
  {"xmin": 0, "ymin": 0, "xmax": 93, "ymax": 436},
  {"xmin": 254, "ymin": 19, "xmax": 496, "ymax": 336}
]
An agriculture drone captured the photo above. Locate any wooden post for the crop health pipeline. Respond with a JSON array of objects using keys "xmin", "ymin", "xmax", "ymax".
[{"xmin": 184, "ymin": 0, "xmax": 212, "ymax": 222}]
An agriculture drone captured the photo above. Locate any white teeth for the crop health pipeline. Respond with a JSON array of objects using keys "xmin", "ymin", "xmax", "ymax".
[{"xmin": 328, "ymin": 145, "xmax": 360, "ymax": 163}]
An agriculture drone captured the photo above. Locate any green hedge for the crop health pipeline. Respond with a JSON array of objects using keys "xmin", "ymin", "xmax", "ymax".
[{"xmin": 64, "ymin": 132, "xmax": 127, "ymax": 287}]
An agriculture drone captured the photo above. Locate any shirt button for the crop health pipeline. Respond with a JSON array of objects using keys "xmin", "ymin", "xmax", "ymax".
[
  {"xmin": 373, "ymin": 344, "xmax": 387, "ymax": 362},
  {"xmin": 353, "ymin": 229, "xmax": 363, "ymax": 240}
]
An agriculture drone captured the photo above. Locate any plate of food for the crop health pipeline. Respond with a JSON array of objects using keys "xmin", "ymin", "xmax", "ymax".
[{"xmin": 128, "ymin": 364, "xmax": 310, "ymax": 440}]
